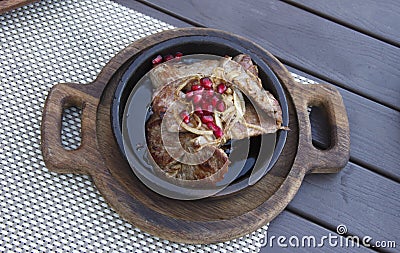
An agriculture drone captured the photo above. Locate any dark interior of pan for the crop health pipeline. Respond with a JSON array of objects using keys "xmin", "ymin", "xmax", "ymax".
[{"xmin": 111, "ymin": 35, "xmax": 289, "ymax": 197}]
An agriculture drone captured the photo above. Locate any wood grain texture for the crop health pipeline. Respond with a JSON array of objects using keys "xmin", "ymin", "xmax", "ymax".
[
  {"xmin": 0, "ymin": 0, "xmax": 38, "ymax": 14},
  {"xmin": 41, "ymin": 83, "xmax": 104, "ymax": 175},
  {"xmin": 288, "ymin": 162, "xmax": 400, "ymax": 248},
  {"xmin": 41, "ymin": 28, "xmax": 350, "ymax": 243},
  {"xmin": 112, "ymin": 0, "xmax": 189, "ymax": 28},
  {"xmin": 284, "ymin": 0, "xmax": 400, "ymax": 46},
  {"xmin": 261, "ymin": 211, "xmax": 374, "ymax": 252},
  {"xmin": 139, "ymin": 0, "xmax": 400, "ymax": 110}
]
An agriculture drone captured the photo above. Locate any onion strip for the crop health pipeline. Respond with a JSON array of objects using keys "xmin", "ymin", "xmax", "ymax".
[
  {"xmin": 244, "ymin": 123, "xmax": 268, "ymax": 132},
  {"xmin": 180, "ymin": 120, "xmax": 213, "ymax": 135},
  {"xmin": 233, "ymin": 90, "xmax": 244, "ymax": 118},
  {"xmin": 192, "ymin": 113, "xmax": 202, "ymax": 129}
]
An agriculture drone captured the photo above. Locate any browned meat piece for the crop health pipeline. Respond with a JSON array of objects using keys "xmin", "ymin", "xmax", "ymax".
[
  {"xmin": 219, "ymin": 57, "xmax": 284, "ymax": 129},
  {"xmin": 146, "ymin": 116, "xmax": 178, "ymax": 168},
  {"xmin": 233, "ymin": 54, "xmax": 259, "ymax": 78},
  {"xmin": 151, "ymin": 79, "xmax": 181, "ymax": 116},
  {"xmin": 166, "ymin": 146, "xmax": 229, "ymax": 181},
  {"xmin": 146, "ymin": 115, "xmax": 230, "ymax": 181},
  {"xmin": 230, "ymin": 103, "xmax": 278, "ymax": 139},
  {"xmin": 150, "ymin": 59, "xmax": 219, "ymax": 89}
]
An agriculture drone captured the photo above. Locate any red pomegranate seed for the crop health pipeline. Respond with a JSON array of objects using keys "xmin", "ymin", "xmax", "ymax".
[
  {"xmin": 206, "ymin": 104, "xmax": 214, "ymax": 113},
  {"xmin": 180, "ymin": 111, "xmax": 190, "ymax": 124},
  {"xmin": 201, "ymin": 100, "xmax": 213, "ymax": 113},
  {"xmin": 194, "ymin": 107, "xmax": 204, "ymax": 116},
  {"xmin": 200, "ymin": 77, "xmax": 213, "ymax": 89},
  {"xmin": 202, "ymin": 110, "xmax": 212, "ymax": 116},
  {"xmin": 152, "ymin": 55, "xmax": 163, "ymax": 65},
  {"xmin": 201, "ymin": 115, "xmax": 214, "ymax": 124},
  {"xmin": 164, "ymin": 54, "xmax": 174, "ymax": 61},
  {"xmin": 191, "ymin": 84, "xmax": 203, "ymax": 91},
  {"xmin": 216, "ymin": 101, "xmax": 226, "ymax": 112},
  {"xmin": 213, "ymin": 127, "xmax": 224, "ymax": 138},
  {"xmin": 210, "ymin": 96, "xmax": 219, "ymax": 107},
  {"xmin": 206, "ymin": 122, "xmax": 219, "ymax": 132},
  {"xmin": 217, "ymin": 83, "xmax": 227, "ymax": 94},
  {"xmin": 203, "ymin": 89, "xmax": 213, "ymax": 97},
  {"xmin": 185, "ymin": 91, "xmax": 194, "ymax": 99},
  {"xmin": 175, "ymin": 52, "xmax": 183, "ymax": 58},
  {"xmin": 192, "ymin": 94, "xmax": 203, "ymax": 104}
]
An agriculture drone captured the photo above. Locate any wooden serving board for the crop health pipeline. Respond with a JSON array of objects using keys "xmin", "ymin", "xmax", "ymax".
[{"xmin": 41, "ymin": 28, "xmax": 350, "ymax": 244}]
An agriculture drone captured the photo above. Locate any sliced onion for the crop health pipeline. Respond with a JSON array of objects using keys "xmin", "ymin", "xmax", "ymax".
[
  {"xmin": 180, "ymin": 120, "xmax": 213, "ymax": 135},
  {"xmin": 192, "ymin": 113, "xmax": 202, "ymax": 129},
  {"xmin": 245, "ymin": 122, "xmax": 268, "ymax": 132},
  {"xmin": 233, "ymin": 90, "xmax": 244, "ymax": 118},
  {"xmin": 214, "ymin": 112, "xmax": 223, "ymax": 129},
  {"xmin": 233, "ymin": 88, "xmax": 246, "ymax": 115},
  {"xmin": 175, "ymin": 76, "xmax": 198, "ymax": 96}
]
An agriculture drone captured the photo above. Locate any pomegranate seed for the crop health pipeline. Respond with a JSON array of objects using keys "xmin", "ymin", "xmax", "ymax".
[
  {"xmin": 213, "ymin": 127, "xmax": 224, "ymax": 139},
  {"xmin": 152, "ymin": 55, "xmax": 163, "ymax": 65},
  {"xmin": 200, "ymin": 77, "xmax": 213, "ymax": 89},
  {"xmin": 175, "ymin": 52, "xmax": 183, "ymax": 58},
  {"xmin": 201, "ymin": 115, "xmax": 214, "ymax": 124},
  {"xmin": 192, "ymin": 94, "xmax": 203, "ymax": 104},
  {"xmin": 180, "ymin": 111, "xmax": 190, "ymax": 124},
  {"xmin": 204, "ymin": 89, "xmax": 214, "ymax": 98},
  {"xmin": 206, "ymin": 104, "xmax": 214, "ymax": 113},
  {"xmin": 164, "ymin": 54, "xmax": 174, "ymax": 61},
  {"xmin": 201, "ymin": 100, "xmax": 213, "ymax": 113},
  {"xmin": 217, "ymin": 83, "xmax": 227, "ymax": 94},
  {"xmin": 210, "ymin": 96, "xmax": 219, "ymax": 107},
  {"xmin": 185, "ymin": 91, "xmax": 194, "ymax": 99},
  {"xmin": 202, "ymin": 110, "xmax": 212, "ymax": 116},
  {"xmin": 216, "ymin": 101, "xmax": 226, "ymax": 112},
  {"xmin": 191, "ymin": 84, "xmax": 203, "ymax": 91},
  {"xmin": 194, "ymin": 107, "xmax": 204, "ymax": 116},
  {"xmin": 206, "ymin": 122, "xmax": 219, "ymax": 132}
]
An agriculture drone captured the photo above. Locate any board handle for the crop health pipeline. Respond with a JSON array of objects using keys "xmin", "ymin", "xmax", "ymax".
[
  {"xmin": 41, "ymin": 83, "xmax": 103, "ymax": 175},
  {"xmin": 299, "ymin": 83, "xmax": 350, "ymax": 173}
]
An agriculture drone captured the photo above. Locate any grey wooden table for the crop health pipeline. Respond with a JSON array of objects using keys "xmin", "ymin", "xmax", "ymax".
[{"xmin": 113, "ymin": 0, "xmax": 400, "ymax": 252}]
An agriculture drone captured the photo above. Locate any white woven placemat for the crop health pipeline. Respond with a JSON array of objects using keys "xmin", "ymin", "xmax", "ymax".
[{"xmin": 0, "ymin": 0, "xmax": 316, "ymax": 252}]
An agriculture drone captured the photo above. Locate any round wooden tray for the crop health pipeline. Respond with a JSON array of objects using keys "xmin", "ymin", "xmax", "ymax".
[{"xmin": 41, "ymin": 28, "xmax": 350, "ymax": 244}]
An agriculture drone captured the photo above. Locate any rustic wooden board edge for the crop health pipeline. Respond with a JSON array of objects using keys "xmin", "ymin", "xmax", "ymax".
[{"xmin": 0, "ymin": 0, "xmax": 38, "ymax": 14}]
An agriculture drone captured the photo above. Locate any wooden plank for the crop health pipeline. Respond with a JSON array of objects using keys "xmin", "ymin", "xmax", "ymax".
[
  {"xmin": 139, "ymin": 0, "xmax": 400, "ymax": 110},
  {"xmin": 260, "ymin": 211, "xmax": 373, "ymax": 252},
  {"xmin": 284, "ymin": 0, "xmax": 400, "ymax": 47},
  {"xmin": 113, "ymin": 0, "xmax": 189, "ymax": 28},
  {"xmin": 287, "ymin": 162, "xmax": 400, "ymax": 248},
  {"xmin": 286, "ymin": 66, "xmax": 400, "ymax": 181}
]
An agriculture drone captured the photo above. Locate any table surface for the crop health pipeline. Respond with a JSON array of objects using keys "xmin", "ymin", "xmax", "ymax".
[
  {"xmin": 113, "ymin": 0, "xmax": 400, "ymax": 252},
  {"xmin": 1, "ymin": 0, "xmax": 399, "ymax": 252}
]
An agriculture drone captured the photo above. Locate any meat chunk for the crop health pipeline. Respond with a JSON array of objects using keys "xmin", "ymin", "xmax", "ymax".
[
  {"xmin": 218, "ymin": 57, "xmax": 284, "ymax": 128},
  {"xmin": 233, "ymin": 54, "xmax": 259, "ymax": 77},
  {"xmin": 230, "ymin": 103, "xmax": 278, "ymax": 139},
  {"xmin": 149, "ymin": 59, "xmax": 219, "ymax": 89},
  {"xmin": 146, "ymin": 115, "xmax": 230, "ymax": 181}
]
